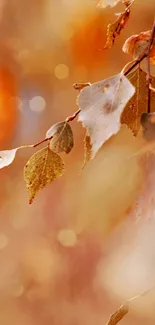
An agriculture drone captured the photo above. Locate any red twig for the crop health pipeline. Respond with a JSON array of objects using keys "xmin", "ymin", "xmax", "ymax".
[{"xmin": 66, "ymin": 109, "xmax": 81, "ymax": 122}]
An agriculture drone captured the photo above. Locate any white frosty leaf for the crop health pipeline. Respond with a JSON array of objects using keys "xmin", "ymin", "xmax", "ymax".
[
  {"xmin": 97, "ymin": 0, "xmax": 121, "ymax": 8},
  {"xmin": 77, "ymin": 73, "xmax": 135, "ymax": 158},
  {"xmin": 0, "ymin": 148, "xmax": 18, "ymax": 169}
]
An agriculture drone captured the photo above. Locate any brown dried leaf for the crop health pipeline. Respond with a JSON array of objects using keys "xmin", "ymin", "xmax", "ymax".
[
  {"xmin": 106, "ymin": 303, "xmax": 129, "ymax": 325},
  {"xmin": 83, "ymin": 133, "xmax": 92, "ymax": 168},
  {"xmin": 122, "ymin": 30, "xmax": 155, "ymax": 64},
  {"xmin": 24, "ymin": 146, "xmax": 65, "ymax": 204},
  {"xmin": 121, "ymin": 68, "xmax": 155, "ymax": 135},
  {"xmin": 105, "ymin": 8, "xmax": 130, "ymax": 49},
  {"xmin": 77, "ymin": 73, "xmax": 135, "ymax": 159},
  {"xmin": 46, "ymin": 122, "xmax": 74, "ymax": 154},
  {"xmin": 73, "ymin": 82, "xmax": 91, "ymax": 91}
]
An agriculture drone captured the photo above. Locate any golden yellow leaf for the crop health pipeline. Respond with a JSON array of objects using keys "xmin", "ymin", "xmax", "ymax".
[
  {"xmin": 121, "ymin": 68, "xmax": 155, "ymax": 135},
  {"xmin": 46, "ymin": 122, "xmax": 74, "ymax": 154},
  {"xmin": 104, "ymin": 8, "xmax": 130, "ymax": 49},
  {"xmin": 24, "ymin": 147, "xmax": 65, "ymax": 204}
]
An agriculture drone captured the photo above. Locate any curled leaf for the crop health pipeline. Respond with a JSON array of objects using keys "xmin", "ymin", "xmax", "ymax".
[
  {"xmin": 0, "ymin": 148, "xmax": 18, "ymax": 169},
  {"xmin": 46, "ymin": 122, "xmax": 74, "ymax": 154},
  {"xmin": 122, "ymin": 30, "xmax": 155, "ymax": 64},
  {"xmin": 77, "ymin": 73, "xmax": 135, "ymax": 159},
  {"xmin": 73, "ymin": 82, "xmax": 91, "ymax": 91},
  {"xmin": 105, "ymin": 8, "xmax": 130, "ymax": 49},
  {"xmin": 121, "ymin": 68, "xmax": 155, "ymax": 135},
  {"xmin": 24, "ymin": 147, "xmax": 65, "ymax": 204}
]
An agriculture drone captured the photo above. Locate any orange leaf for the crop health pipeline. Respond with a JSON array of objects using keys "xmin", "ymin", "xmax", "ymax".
[
  {"xmin": 123, "ymin": 30, "xmax": 155, "ymax": 64},
  {"xmin": 105, "ymin": 8, "xmax": 130, "ymax": 49}
]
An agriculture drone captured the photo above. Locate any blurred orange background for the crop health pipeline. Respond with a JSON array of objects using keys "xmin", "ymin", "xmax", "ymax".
[{"xmin": 0, "ymin": 0, "xmax": 155, "ymax": 324}]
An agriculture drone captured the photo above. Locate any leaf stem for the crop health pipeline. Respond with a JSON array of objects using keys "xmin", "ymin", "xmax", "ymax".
[
  {"xmin": 124, "ymin": 52, "xmax": 147, "ymax": 76},
  {"xmin": 66, "ymin": 109, "xmax": 81, "ymax": 122},
  {"xmin": 33, "ymin": 137, "xmax": 50, "ymax": 148},
  {"xmin": 106, "ymin": 285, "xmax": 155, "ymax": 325}
]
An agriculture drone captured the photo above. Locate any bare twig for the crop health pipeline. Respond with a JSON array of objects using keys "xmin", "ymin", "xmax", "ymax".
[
  {"xmin": 106, "ymin": 286, "xmax": 155, "ymax": 325},
  {"xmin": 66, "ymin": 109, "xmax": 81, "ymax": 122},
  {"xmin": 106, "ymin": 303, "xmax": 129, "ymax": 325},
  {"xmin": 33, "ymin": 137, "xmax": 52, "ymax": 148},
  {"xmin": 124, "ymin": 52, "xmax": 147, "ymax": 76}
]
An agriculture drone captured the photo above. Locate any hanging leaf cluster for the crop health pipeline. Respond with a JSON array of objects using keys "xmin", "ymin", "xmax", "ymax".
[{"xmin": 0, "ymin": 0, "xmax": 155, "ymax": 206}]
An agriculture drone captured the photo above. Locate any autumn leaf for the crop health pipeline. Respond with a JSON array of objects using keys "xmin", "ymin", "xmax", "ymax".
[
  {"xmin": 97, "ymin": 0, "xmax": 121, "ymax": 8},
  {"xmin": 106, "ymin": 303, "xmax": 129, "ymax": 325},
  {"xmin": 121, "ymin": 68, "xmax": 155, "ymax": 135},
  {"xmin": 24, "ymin": 146, "xmax": 65, "ymax": 204},
  {"xmin": 104, "ymin": 8, "xmax": 130, "ymax": 49},
  {"xmin": 0, "ymin": 148, "xmax": 18, "ymax": 169},
  {"xmin": 77, "ymin": 73, "xmax": 135, "ymax": 159},
  {"xmin": 46, "ymin": 121, "xmax": 74, "ymax": 154},
  {"xmin": 73, "ymin": 82, "xmax": 91, "ymax": 91},
  {"xmin": 122, "ymin": 30, "xmax": 155, "ymax": 64}
]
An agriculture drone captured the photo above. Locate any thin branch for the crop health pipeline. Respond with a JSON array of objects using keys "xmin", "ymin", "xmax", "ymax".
[
  {"xmin": 106, "ymin": 286, "xmax": 155, "ymax": 325},
  {"xmin": 124, "ymin": 52, "xmax": 147, "ymax": 76},
  {"xmin": 33, "ymin": 137, "xmax": 51, "ymax": 148},
  {"xmin": 66, "ymin": 109, "xmax": 81, "ymax": 122}
]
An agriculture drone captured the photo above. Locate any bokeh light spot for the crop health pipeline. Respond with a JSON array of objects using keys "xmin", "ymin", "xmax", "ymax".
[
  {"xmin": 57, "ymin": 229, "xmax": 77, "ymax": 247},
  {"xmin": 29, "ymin": 96, "xmax": 46, "ymax": 112},
  {"xmin": 54, "ymin": 64, "xmax": 69, "ymax": 80},
  {"xmin": 9, "ymin": 97, "xmax": 23, "ymax": 112}
]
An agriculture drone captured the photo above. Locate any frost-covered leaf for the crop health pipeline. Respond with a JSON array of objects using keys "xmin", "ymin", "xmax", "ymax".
[
  {"xmin": 104, "ymin": 8, "xmax": 130, "ymax": 49},
  {"xmin": 77, "ymin": 73, "xmax": 135, "ymax": 158},
  {"xmin": 122, "ymin": 30, "xmax": 155, "ymax": 64},
  {"xmin": 97, "ymin": 0, "xmax": 121, "ymax": 8},
  {"xmin": 24, "ymin": 147, "xmax": 65, "ymax": 204},
  {"xmin": 121, "ymin": 68, "xmax": 155, "ymax": 135},
  {"xmin": 0, "ymin": 148, "xmax": 18, "ymax": 169},
  {"xmin": 46, "ymin": 122, "xmax": 74, "ymax": 154}
]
